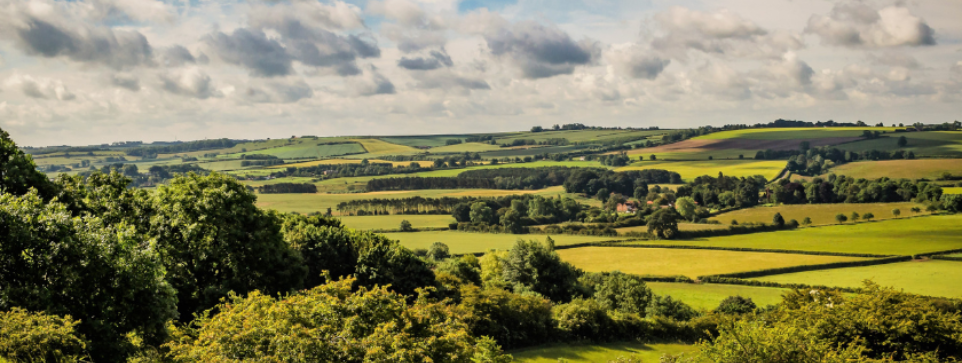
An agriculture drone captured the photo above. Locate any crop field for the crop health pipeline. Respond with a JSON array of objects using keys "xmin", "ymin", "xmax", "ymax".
[
  {"xmin": 266, "ymin": 159, "xmax": 426, "ymax": 168},
  {"xmin": 195, "ymin": 160, "xmax": 247, "ymax": 171},
  {"xmin": 347, "ymin": 138, "xmax": 422, "ymax": 156},
  {"xmin": 478, "ymin": 145, "xmax": 593, "ymax": 158},
  {"xmin": 381, "ymin": 232, "xmax": 627, "ymax": 254},
  {"xmin": 615, "ymin": 160, "xmax": 785, "ymax": 180},
  {"xmin": 695, "ymin": 128, "xmax": 900, "ymax": 140},
  {"xmin": 750, "ymin": 260, "xmax": 962, "ymax": 298},
  {"xmin": 710, "ymin": 202, "xmax": 925, "ymax": 226},
  {"xmin": 646, "ymin": 282, "xmax": 788, "ymax": 310},
  {"xmin": 337, "ymin": 215, "xmax": 455, "ymax": 231},
  {"xmin": 511, "ymin": 342, "xmax": 696, "ymax": 363},
  {"xmin": 556, "ymin": 247, "xmax": 867, "ymax": 278},
  {"xmin": 426, "ymin": 142, "xmax": 502, "ymax": 153},
  {"xmin": 829, "ymin": 159, "xmax": 962, "ymax": 180},
  {"xmin": 629, "ymin": 215, "xmax": 962, "ymax": 255},
  {"xmin": 494, "ymin": 129, "xmax": 665, "ymax": 144},
  {"xmin": 946, "ymin": 187, "xmax": 962, "ymax": 194},
  {"xmin": 836, "ymin": 131, "xmax": 962, "ymax": 156},
  {"xmin": 377, "ymin": 135, "xmax": 483, "ymax": 148}
]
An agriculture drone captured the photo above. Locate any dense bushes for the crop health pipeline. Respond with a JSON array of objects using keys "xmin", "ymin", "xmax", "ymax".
[
  {"xmin": 0, "ymin": 308, "xmax": 88, "ymax": 363},
  {"xmin": 457, "ymin": 285, "xmax": 554, "ymax": 349},
  {"xmin": 563, "ymin": 169, "xmax": 682, "ymax": 196},
  {"xmin": 257, "ymin": 182, "xmax": 318, "ymax": 193}
]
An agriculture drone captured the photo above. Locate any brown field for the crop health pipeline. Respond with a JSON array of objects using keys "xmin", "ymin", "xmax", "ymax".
[
  {"xmin": 625, "ymin": 137, "xmax": 860, "ymax": 156},
  {"xmin": 830, "ymin": 159, "xmax": 962, "ymax": 180}
]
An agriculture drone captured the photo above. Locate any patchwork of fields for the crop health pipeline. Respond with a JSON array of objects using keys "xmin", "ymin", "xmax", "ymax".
[
  {"xmin": 616, "ymin": 160, "xmax": 786, "ymax": 180},
  {"xmin": 830, "ymin": 159, "xmax": 962, "ymax": 180}
]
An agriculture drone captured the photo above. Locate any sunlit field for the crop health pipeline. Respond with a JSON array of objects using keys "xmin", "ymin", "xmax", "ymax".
[
  {"xmin": 511, "ymin": 342, "xmax": 696, "ymax": 363},
  {"xmin": 646, "ymin": 282, "xmax": 789, "ymax": 310},
  {"xmin": 616, "ymin": 160, "xmax": 785, "ymax": 180},
  {"xmin": 381, "ymin": 231, "xmax": 627, "ymax": 254},
  {"xmin": 710, "ymin": 202, "xmax": 925, "ymax": 226},
  {"xmin": 751, "ymin": 260, "xmax": 962, "ymax": 298},
  {"xmin": 829, "ymin": 159, "xmax": 962, "ymax": 180}
]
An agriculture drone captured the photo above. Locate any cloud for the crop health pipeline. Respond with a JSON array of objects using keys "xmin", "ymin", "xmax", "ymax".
[
  {"xmin": 5, "ymin": 74, "xmax": 76, "ymax": 100},
  {"xmin": 953, "ymin": 61, "xmax": 962, "ymax": 74},
  {"xmin": 764, "ymin": 52, "xmax": 814, "ymax": 86},
  {"xmin": 398, "ymin": 50, "xmax": 453, "ymax": 70},
  {"xmin": 82, "ymin": 0, "xmax": 177, "ymax": 24},
  {"xmin": 161, "ymin": 45, "xmax": 196, "ymax": 67},
  {"xmin": 110, "ymin": 73, "xmax": 141, "ymax": 91},
  {"xmin": 806, "ymin": 2, "xmax": 935, "ymax": 48},
  {"xmin": 350, "ymin": 66, "xmax": 396, "ymax": 96},
  {"xmin": 410, "ymin": 70, "xmax": 490, "ymax": 90},
  {"xmin": 159, "ymin": 67, "xmax": 220, "ymax": 99},
  {"xmin": 481, "ymin": 20, "xmax": 600, "ymax": 79},
  {"xmin": 202, "ymin": 28, "xmax": 293, "ymax": 77},
  {"xmin": 867, "ymin": 52, "xmax": 921, "ymax": 69},
  {"xmin": 606, "ymin": 46, "xmax": 670, "ymax": 80},
  {"xmin": 368, "ymin": 0, "xmax": 447, "ymax": 53},
  {"xmin": 241, "ymin": 78, "xmax": 314, "ymax": 103},
  {"xmin": 651, "ymin": 7, "xmax": 802, "ymax": 60}
]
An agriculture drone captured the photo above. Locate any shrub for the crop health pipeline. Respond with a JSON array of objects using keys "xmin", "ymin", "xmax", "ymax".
[
  {"xmin": 400, "ymin": 219, "xmax": 414, "ymax": 231},
  {"xmin": 835, "ymin": 213, "xmax": 848, "ymax": 223},
  {"xmin": 892, "ymin": 208, "xmax": 901, "ymax": 217},
  {"xmin": 715, "ymin": 296, "xmax": 757, "ymax": 315},
  {"xmin": 458, "ymin": 285, "xmax": 554, "ymax": 349},
  {"xmin": 501, "ymin": 239, "xmax": 582, "ymax": 302},
  {"xmin": 552, "ymin": 299, "xmax": 616, "ymax": 341},
  {"xmin": 862, "ymin": 212, "xmax": 875, "ymax": 221},
  {"xmin": 427, "ymin": 242, "xmax": 451, "ymax": 260},
  {"xmin": 802, "ymin": 217, "xmax": 812, "ymax": 225},
  {"xmin": 772, "ymin": 212, "xmax": 785, "ymax": 227},
  {"xmin": 647, "ymin": 295, "xmax": 699, "ymax": 321},
  {"xmin": 579, "ymin": 272, "xmax": 653, "ymax": 315},
  {"xmin": 437, "ymin": 255, "xmax": 482, "ymax": 286},
  {"xmin": 0, "ymin": 308, "xmax": 88, "ymax": 363},
  {"xmin": 787, "ymin": 219, "xmax": 799, "ymax": 228}
]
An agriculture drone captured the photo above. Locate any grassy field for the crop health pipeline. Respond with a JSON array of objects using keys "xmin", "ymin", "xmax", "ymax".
[
  {"xmin": 556, "ymin": 247, "xmax": 867, "ymax": 278},
  {"xmin": 218, "ymin": 141, "xmax": 366, "ymax": 159},
  {"xmin": 695, "ymin": 128, "xmax": 901, "ymax": 140},
  {"xmin": 511, "ymin": 342, "xmax": 696, "ymax": 363},
  {"xmin": 427, "ymin": 142, "xmax": 502, "ymax": 153},
  {"xmin": 616, "ymin": 160, "xmax": 785, "ymax": 180},
  {"xmin": 646, "ymin": 282, "xmax": 788, "ymax": 310},
  {"xmin": 946, "ymin": 187, "xmax": 962, "ymax": 194},
  {"xmin": 348, "ymin": 138, "xmax": 422, "ymax": 156},
  {"xmin": 195, "ymin": 160, "xmax": 247, "ymax": 171},
  {"xmin": 381, "ymin": 231, "xmax": 627, "ymax": 254},
  {"xmin": 837, "ymin": 131, "xmax": 962, "ymax": 157},
  {"xmin": 377, "ymin": 135, "xmax": 481, "ymax": 148},
  {"xmin": 829, "ymin": 159, "xmax": 962, "ymax": 180},
  {"xmin": 338, "ymin": 215, "xmax": 455, "ymax": 230},
  {"xmin": 266, "ymin": 159, "xmax": 427, "ymax": 168},
  {"xmin": 629, "ymin": 215, "xmax": 962, "ymax": 255},
  {"xmin": 494, "ymin": 129, "xmax": 665, "ymax": 144},
  {"xmin": 710, "ymin": 202, "xmax": 925, "ymax": 226},
  {"xmin": 478, "ymin": 145, "xmax": 593, "ymax": 158},
  {"xmin": 751, "ymin": 260, "xmax": 962, "ymax": 298}
]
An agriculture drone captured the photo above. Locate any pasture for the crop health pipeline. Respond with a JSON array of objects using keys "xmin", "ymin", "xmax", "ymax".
[
  {"xmin": 220, "ymin": 141, "xmax": 366, "ymax": 159},
  {"xmin": 494, "ymin": 129, "xmax": 665, "ymax": 144},
  {"xmin": 347, "ymin": 138, "xmax": 422, "ymax": 156},
  {"xmin": 556, "ymin": 247, "xmax": 867, "ymax": 278},
  {"xmin": 377, "ymin": 135, "xmax": 481, "ymax": 148},
  {"xmin": 266, "ymin": 159, "xmax": 426, "ymax": 168},
  {"xmin": 511, "ymin": 342, "xmax": 696, "ymax": 363},
  {"xmin": 829, "ymin": 159, "xmax": 962, "ymax": 180},
  {"xmin": 338, "ymin": 215, "xmax": 455, "ymax": 231},
  {"xmin": 695, "ymin": 127, "xmax": 900, "ymax": 140},
  {"xmin": 426, "ymin": 142, "xmax": 502, "ymax": 153},
  {"xmin": 710, "ymin": 202, "xmax": 925, "ymax": 226},
  {"xmin": 646, "ymin": 282, "xmax": 788, "ymax": 310},
  {"xmin": 838, "ymin": 131, "xmax": 962, "ymax": 157},
  {"xmin": 382, "ymin": 231, "xmax": 626, "ymax": 254},
  {"xmin": 750, "ymin": 259, "xmax": 962, "ymax": 298},
  {"xmin": 616, "ymin": 160, "xmax": 785, "ymax": 180},
  {"xmin": 629, "ymin": 215, "xmax": 962, "ymax": 255},
  {"xmin": 616, "ymin": 224, "xmax": 729, "ymax": 234}
]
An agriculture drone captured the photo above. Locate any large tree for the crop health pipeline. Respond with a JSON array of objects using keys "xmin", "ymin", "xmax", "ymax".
[{"xmin": 0, "ymin": 127, "xmax": 58, "ymax": 199}]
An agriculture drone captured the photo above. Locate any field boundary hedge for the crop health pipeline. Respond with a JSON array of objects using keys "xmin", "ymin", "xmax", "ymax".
[
  {"xmin": 698, "ymin": 276, "xmax": 865, "ymax": 293},
  {"xmin": 916, "ymin": 248, "xmax": 962, "ymax": 258},
  {"xmin": 932, "ymin": 256, "xmax": 962, "ymax": 262},
  {"xmin": 697, "ymin": 255, "xmax": 910, "ymax": 280},
  {"xmin": 569, "ymin": 242, "xmax": 895, "ymax": 258}
]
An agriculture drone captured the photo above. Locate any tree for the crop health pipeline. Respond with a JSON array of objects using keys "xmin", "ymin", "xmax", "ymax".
[
  {"xmin": 675, "ymin": 197, "xmax": 697, "ymax": 221},
  {"xmin": 596, "ymin": 187, "xmax": 610, "ymax": 202},
  {"xmin": 850, "ymin": 212, "xmax": 860, "ymax": 222},
  {"xmin": 898, "ymin": 135, "xmax": 908, "ymax": 147},
  {"xmin": 501, "ymin": 239, "xmax": 582, "ymax": 302},
  {"xmin": 892, "ymin": 208, "xmax": 901, "ymax": 218},
  {"xmin": 166, "ymin": 278, "xmax": 511, "ymax": 362},
  {"xmin": 427, "ymin": 242, "xmax": 451, "ymax": 260},
  {"xmin": 800, "ymin": 141, "xmax": 811, "ymax": 151},
  {"xmin": 863, "ymin": 212, "xmax": 875, "ymax": 221},
  {"xmin": 802, "ymin": 217, "xmax": 812, "ymax": 225},
  {"xmin": 911, "ymin": 207, "xmax": 922, "ymax": 214},
  {"xmin": 580, "ymin": 272, "xmax": 652, "ymax": 315},
  {"xmin": 457, "ymin": 285, "xmax": 553, "ymax": 349},
  {"xmin": 634, "ymin": 184, "xmax": 649, "ymax": 200},
  {"xmin": 716, "ymin": 296, "xmax": 757, "ymax": 315},
  {"xmin": 773, "ymin": 212, "xmax": 785, "ymax": 227},
  {"xmin": 0, "ymin": 308, "xmax": 88, "ymax": 362},
  {"xmin": 400, "ymin": 219, "xmax": 414, "ymax": 231},
  {"xmin": 646, "ymin": 295, "xmax": 698, "ymax": 321},
  {"xmin": 530, "ymin": 126, "xmax": 544, "ymax": 132},
  {"xmin": 835, "ymin": 213, "xmax": 848, "ymax": 223},
  {"xmin": 647, "ymin": 208, "xmax": 681, "ymax": 239},
  {"xmin": 650, "ymin": 154, "xmax": 657, "ymax": 161},
  {"xmin": 470, "ymin": 201, "xmax": 496, "ymax": 225},
  {"xmin": 0, "ymin": 127, "xmax": 59, "ymax": 199}
]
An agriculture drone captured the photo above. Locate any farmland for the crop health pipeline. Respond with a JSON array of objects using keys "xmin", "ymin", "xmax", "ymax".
[
  {"xmin": 629, "ymin": 215, "xmax": 962, "ymax": 255},
  {"xmin": 750, "ymin": 260, "xmax": 962, "ymax": 298},
  {"xmin": 347, "ymin": 138, "xmax": 422, "ymax": 156},
  {"xmin": 221, "ymin": 141, "xmax": 366, "ymax": 159},
  {"xmin": 829, "ymin": 159, "xmax": 962, "ymax": 180},
  {"xmin": 646, "ymin": 282, "xmax": 788, "ymax": 310},
  {"xmin": 556, "ymin": 247, "xmax": 867, "ymax": 278},
  {"xmin": 616, "ymin": 160, "xmax": 786, "ymax": 180},
  {"xmin": 338, "ymin": 214, "xmax": 455, "ymax": 231},
  {"xmin": 511, "ymin": 342, "xmax": 696, "ymax": 363},
  {"xmin": 381, "ymin": 231, "xmax": 628, "ymax": 254},
  {"xmin": 710, "ymin": 202, "xmax": 925, "ymax": 226}
]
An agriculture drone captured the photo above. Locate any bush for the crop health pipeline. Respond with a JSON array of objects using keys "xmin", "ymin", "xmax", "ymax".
[
  {"xmin": 715, "ymin": 296, "xmax": 757, "ymax": 315},
  {"xmin": 552, "ymin": 299, "xmax": 616, "ymax": 341},
  {"xmin": 501, "ymin": 239, "xmax": 582, "ymax": 302},
  {"xmin": 400, "ymin": 219, "xmax": 414, "ymax": 231},
  {"xmin": 0, "ymin": 308, "xmax": 88, "ymax": 363},
  {"xmin": 437, "ymin": 255, "xmax": 482, "ymax": 286},
  {"xmin": 427, "ymin": 242, "xmax": 451, "ymax": 260},
  {"xmin": 579, "ymin": 272, "xmax": 653, "ymax": 315},
  {"xmin": 772, "ymin": 212, "xmax": 785, "ymax": 227},
  {"xmin": 647, "ymin": 295, "xmax": 699, "ymax": 321},
  {"xmin": 458, "ymin": 285, "xmax": 554, "ymax": 349}
]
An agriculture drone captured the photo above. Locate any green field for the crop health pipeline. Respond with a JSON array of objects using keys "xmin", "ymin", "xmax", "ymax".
[
  {"xmin": 494, "ymin": 129, "xmax": 665, "ymax": 144},
  {"xmin": 829, "ymin": 159, "xmax": 962, "ymax": 180},
  {"xmin": 751, "ymin": 260, "xmax": 962, "ymax": 298},
  {"xmin": 946, "ymin": 187, "xmax": 962, "ymax": 195},
  {"xmin": 616, "ymin": 160, "xmax": 785, "ymax": 180},
  {"xmin": 219, "ymin": 141, "xmax": 366, "ymax": 159},
  {"xmin": 381, "ymin": 231, "xmax": 626, "ymax": 254},
  {"xmin": 338, "ymin": 215, "xmax": 455, "ymax": 230},
  {"xmin": 346, "ymin": 138, "xmax": 422, "ymax": 156},
  {"xmin": 479, "ymin": 145, "xmax": 593, "ymax": 158},
  {"xmin": 646, "ymin": 282, "xmax": 788, "ymax": 310},
  {"xmin": 695, "ymin": 128, "xmax": 901, "ymax": 140},
  {"xmin": 629, "ymin": 215, "xmax": 962, "ymax": 255},
  {"xmin": 835, "ymin": 131, "xmax": 962, "ymax": 156},
  {"xmin": 556, "ymin": 247, "xmax": 867, "ymax": 278},
  {"xmin": 511, "ymin": 342, "xmax": 696, "ymax": 363},
  {"xmin": 378, "ymin": 135, "xmax": 481, "ymax": 148},
  {"xmin": 710, "ymin": 202, "xmax": 925, "ymax": 226},
  {"xmin": 427, "ymin": 142, "xmax": 502, "ymax": 153}
]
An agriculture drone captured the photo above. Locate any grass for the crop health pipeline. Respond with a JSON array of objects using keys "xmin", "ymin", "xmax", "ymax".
[
  {"xmin": 837, "ymin": 132, "xmax": 962, "ymax": 157},
  {"xmin": 377, "ymin": 135, "xmax": 479, "ymax": 148},
  {"xmin": 555, "ymin": 247, "xmax": 867, "ymax": 279},
  {"xmin": 267, "ymin": 159, "xmax": 427, "ymax": 168},
  {"xmin": 196, "ymin": 160, "xmax": 247, "ymax": 171},
  {"xmin": 627, "ymin": 215, "xmax": 962, "ymax": 255},
  {"xmin": 337, "ymin": 215, "xmax": 455, "ymax": 230},
  {"xmin": 510, "ymin": 342, "xmax": 696, "ymax": 363},
  {"xmin": 946, "ymin": 187, "xmax": 962, "ymax": 195},
  {"xmin": 478, "ymin": 145, "xmax": 593, "ymax": 158},
  {"xmin": 750, "ymin": 260, "xmax": 962, "ymax": 298},
  {"xmin": 427, "ymin": 142, "xmax": 502, "ymax": 153},
  {"xmin": 494, "ymin": 129, "xmax": 665, "ymax": 144},
  {"xmin": 829, "ymin": 159, "xmax": 962, "ymax": 180},
  {"xmin": 616, "ymin": 160, "xmax": 786, "ymax": 180},
  {"xmin": 710, "ymin": 202, "xmax": 925, "ymax": 226},
  {"xmin": 348, "ymin": 138, "xmax": 422, "ymax": 156},
  {"xmin": 646, "ymin": 282, "xmax": 788, "ymax": 310},
  {"xmin": 219, "ymin": 141, "xmax": 366, "ymax": 159},
  {"xmin": 695, "ymin": 128, "xmax": 902, "ymax": 140},
  {"xmin": 380, "ymin": 232, "xmax": 627, "ymax": 254}
]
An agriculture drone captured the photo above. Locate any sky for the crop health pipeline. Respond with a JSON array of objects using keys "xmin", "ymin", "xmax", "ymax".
[{"xmin": 0, "ymin": 0, "xmax": 960, "ymax": 146}]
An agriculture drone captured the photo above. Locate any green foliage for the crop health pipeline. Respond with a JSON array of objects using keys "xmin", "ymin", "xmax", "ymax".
[
  {"xmin": 892, "ymin": 208, "xmax": 901, "ymax": 217},
  {"xmin": 552, "ymin": 298, "xmax": 617, "ymax": 341},
  {"xmin": 579, "ymin": 272, "xmax": 653, "ymax": 315},
  {"xmin": 715, "ymin": 296, "xmax": 757, "ymax": 315},
  {"xmin": 354, "ymin": 232, "xmax": 437, "ymax": 296},
  {"xmin": 943, "ymin": 194, "xmax": 962, "ymax": 213},
  {"xmin": 835, "ymin": 213, "xmax": 848, "ymax": 223},
  {"xmin": 427, "ymin": 241, "xmax": 451, "ymax": 260},
  {"xmin": 458, "ymin": 285, "xmax": 554, "ymax": 349},
  {"xmin": 470, "ymin": 201, "xmax": 498, "ymax": 225},
  {"xmin": 0, "ymin": 308, "xmax": 88, "ymax": 363},
  {"xmin": 647, "ymin": 295, "xmax": 700, "ymax": 321},
  {"xmin": 437, "ymin": 255, "xmax": 482, "ymax": 286},
  {"xmin": 772, "ymin": 212, "xmax": 785, "ymax": 227},
  {"xmin": 280, "ymin": 214, "xmax": 357, "ymax": 287},
  {"xmin": 802, "ymin": 217, "xmax": 812, "ymax": 225},
  {"xmin": 501, "ymin": 240, "xmax": 583, "ymax": 302},
  {"xmin": 675, "ymin": 197, "xmax": 697, "ymax": 222},
  {"xmin": 0, "ymin": 192, "xmax": 177, "ymax": 361},
  {"xmin": 166, "ymin": 278, "xmax": 512, "ymax": 362},
  {"xmin": 698, "ymin": 318, "xmax": 867, "ymax": 363},
  {"xmin": 399, "ymin": 219, "xmax": 414, "ymax": 231},
  {"xmin": 149, "ymin": 173, "xmax": 305, "ymax": 319},
  {"xmin": 0, "ymin": 128, "xmax": 58, "ymax": 199},
  {"xmin": 647, "ymin": 208, "xmax": 681, "ymax": 239}
]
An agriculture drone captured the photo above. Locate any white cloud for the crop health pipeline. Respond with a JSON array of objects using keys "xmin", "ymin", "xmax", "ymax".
[
  {"xmin": 606, "ymin": 45, "xmax": 670, "ymax": 80},
  {"xmin": 806, "ymin": 2, "xmax": 936, "ymax": 48},
  {"xmin": 651, "ymin": 7, "xmax": 803, "ymax": 60},
  {"xmin": 159, "ymin": 67, "xmax": 221, "ymax": 99},
  {"xmin": 5, "ymin": 74, "xmax": 75, "ymax": 100}
]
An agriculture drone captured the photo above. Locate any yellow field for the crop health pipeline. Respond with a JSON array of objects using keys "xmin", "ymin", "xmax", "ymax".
[
  {"xmin": 615, "ymin": 160, "xmax": 785, "ymax": 180},
  {"xmin": 710, "ymin": 202, "xmax": 926, "ymax": 226},
  {"xmin": 556, "ymin": 247, "xmax": 867, "ymax": 278},
  {"xmin": 946, "ymin": 187, "xmax": 962, "ymax": 195},
  {"xmin": 751, "ymin": 260, "xmax": 962, "ymax": 298},
  {"xmin": 646, "ymin": 282, "xmax": 788, "ymax": 310},
  {"xmin": 348, "ymin": 138, "xmax": 422, "ymax": 155},
  {"xmin": 830, "ymin": 159, "xmax": 962, "ymax": 180},
  {"xmin": 338, "ymin": 215, "xmax": 455, "ymax": 230},
  {"xmin": 268, "ymin": 159, "xmax": 426, "ymax": 168}
]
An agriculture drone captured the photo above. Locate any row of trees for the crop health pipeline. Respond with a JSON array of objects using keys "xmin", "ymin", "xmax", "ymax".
[
  {"xmin": 452, "ymin": 196, "xmax": 584, "ymax": 233},
  {"xmin": 257, "ymin": 182, "xmax": 318, "ymax": 193},
  {"xmin": 563, "ymin": 169, "xmax": 682, "ymax": 197},
  {"xmin": 124, "ymin": 138, "xmax": 237, "ymax": 157},
  {"xmin": 766, "ymin": 175, "xmax": 943, "ymax": 205}
]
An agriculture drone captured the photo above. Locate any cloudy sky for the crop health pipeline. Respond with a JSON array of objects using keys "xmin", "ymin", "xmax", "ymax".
[{"xmin": 0, "ymin": 0, "xmax": 960, "ymax": 146}]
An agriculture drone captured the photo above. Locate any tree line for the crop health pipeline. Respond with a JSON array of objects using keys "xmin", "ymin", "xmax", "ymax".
[
  {"xmin": 124, "ymin": 138, "xmax": 237, "ymax": 157},
  {"xmin": 257, "ymin": 182, "xmax": 318, "ymax": 193}
]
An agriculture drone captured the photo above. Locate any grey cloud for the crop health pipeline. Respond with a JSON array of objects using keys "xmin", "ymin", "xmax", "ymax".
[
  {"xmin": 243, "ymin": 79, "xmax": 314, "ymax": 103},
  {"xmin": 162, "ymin": 45, "xmax": 196, "ymax": 67},
  {"xmin": 607, "ymin": 47, "xmax": 670, "ymax": 80},
  {"xmin": 21, "ymin": 78, "xmax": 47, "ymax": 99},
  {"xmin": 160, "ymin": 68, "xmax": 220, "ymax": 99},
  {"xmin": 484, "ymin": 21, "xmax": 599, "ymax": 79},
  {"xmin": 398, "ymin": 50, "xmax": 453, "ymax": 70},
  {"xmin": 411, "ymin": 71, "xmax": 490, "ymax": 90},
  {"xmin": 203, "ymin": 28, "xmax": 293, "ymax": 77},
  {"xmin": 867, "ymin": 52, "xmax": 921, "ymax": 69},
  {"xmin": 13, "ymin": 75, "xmax": 75, "ymax": 100},
  {"xmin": 651, "ymin": 7, "xmax": 802, "ymax": 60},
  {"xmin": 806, "ymin": 2, "xmax": 935, "ymax": 48},
  {"xmin": 13, "ymin": 16, "xmax": 153, "ymax": 69},
  {"xmin": 351, "ymin": 67, "xmax": 396, "ymax": 96},
  {"xmin": 110, "ymin": 73, "xmax": 141, "ymax": 91}
]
